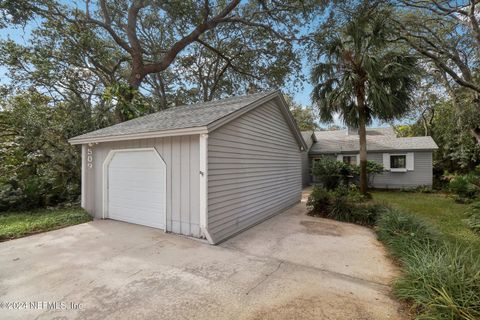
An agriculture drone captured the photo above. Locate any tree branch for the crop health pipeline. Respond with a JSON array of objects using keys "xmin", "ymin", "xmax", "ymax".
[
  {"xmin": 142, "ymin": 0, "xmax": 241, "ymax": 77},
  {"xmin": 195, "ymin": 39, "xmax": 259, "ymax": 79},
  {"xmin": 400, "ymin": 35, "xmax": 480, "ymax": 93}
]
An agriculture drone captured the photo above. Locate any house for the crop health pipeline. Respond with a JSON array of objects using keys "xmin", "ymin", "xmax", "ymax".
[
  {"xmin": 69, "ymin": 91, "xmax": 307, "ymax": 245},
  {"xmin": 302, "ymin": 127, "xmax": 438, "ymax": 188}
]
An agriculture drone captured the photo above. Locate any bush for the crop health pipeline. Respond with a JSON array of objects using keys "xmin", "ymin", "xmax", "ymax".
[
  {"xmin": 350, "ymin": 160, "xmax": 385, "ymax": 187},
  {"xmin": 465, "ymin": 202, "xmax": 480, "ymax": 234},
  {"xmin": 306, "ymin": 186, "xmax": 331, "ymax": 215},
  {"xmin": 307, "ymin": 185, "xmax": 380, "ymax": 226},
  {"xmin": 376, "ymin": 208, "xmax": 439, "ymax": 254},
  {"xmin": 377, "ymin": 208, "xmax": 480, "ymax": 320},
  {"xmin": 448, "ymin": 174, "xmax": 480, "ymax": 201},
  {"xmin": 311, "ymin": 157, "xmax": 351, "ymax": 190}
]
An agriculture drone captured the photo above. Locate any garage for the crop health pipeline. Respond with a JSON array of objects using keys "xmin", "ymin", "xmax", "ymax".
[
  {"xmin": 69, "ymin": 90, "xmax": 307, "ymax": 244},
  {"xmin": 104, "ymin": 148, "xmax": 166, "ymax": 229}
]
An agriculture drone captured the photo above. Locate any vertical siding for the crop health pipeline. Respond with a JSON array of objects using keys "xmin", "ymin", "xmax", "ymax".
[
  {"xmin": 367, "ymin": 151, "xmax": 433, "ymax": 188},
  {"xmin": 82, "ymin": 135, "xmax": 201, "ymax": 237},
  {"xmin": 207, "ymin": 100, "xmax": 302, "ymax": 243}
]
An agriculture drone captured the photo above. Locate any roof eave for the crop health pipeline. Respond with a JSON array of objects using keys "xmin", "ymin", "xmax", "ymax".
[
  {"xmin": 309, "ymin": 147, "xmax": 438, "ymax": 155},
  {"xmin": 276, "ymin": 93, "xmax": 308, "ymax": 151},
  {"xmin": 68, "ymin": 126, "xmax": 209, "ymax": 145}
]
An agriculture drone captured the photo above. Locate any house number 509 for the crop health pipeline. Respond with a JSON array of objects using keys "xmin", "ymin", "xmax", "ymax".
[{"xmin": 87, "ymin": 148, "xmax": 93, "ymax": 168}]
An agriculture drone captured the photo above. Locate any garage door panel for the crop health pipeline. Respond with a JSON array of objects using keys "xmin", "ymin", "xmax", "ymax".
[
  {"xmin": 108, "ymin": 204, "xmax": 163, "ymax": 219},
  {"xmin": 108, "ymin": 183, "xmax": 165, "ymax": 194},
  {"xmin": 109, "ymin": 182, "xmax": 165, "ymax": 193},
  {"xmin": 107, "ymin": 212, "xmax": 164, "ymax": 228},
  {"xmin": 109, "ymin": 169, "xmax": 164, "ymax": 184},
  {"xmin": 108, "ymin": 193, "xmax": 164, "ymax": 208},
  {"xmin": 106, "ymin": 149, "xmax": 166, "ymax": 229},
  {"xmin": 108, "ymin": 152, "xmax": 162, "ymax": 168},
  {"xmin": 108, "ymin": 195, "xmax": 164, "ymax": 208}
]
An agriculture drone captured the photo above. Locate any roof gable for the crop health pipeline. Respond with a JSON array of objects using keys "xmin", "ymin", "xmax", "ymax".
[{"xmin": 69, "ymin": 90, "xmax": 307, "ymax": 150}]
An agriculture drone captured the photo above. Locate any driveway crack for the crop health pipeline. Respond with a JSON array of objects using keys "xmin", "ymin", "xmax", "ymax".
[
  {"xmin": 246, "ymin": 260, "xmax": 284, "ymax": 295},
  {"xmin": 223, "ymin": 243, "xmax": 392, "ymax": 292}
]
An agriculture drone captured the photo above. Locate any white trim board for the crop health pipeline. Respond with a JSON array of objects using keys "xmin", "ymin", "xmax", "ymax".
[
  {"xmin": 70, "ymin": 126, "xmax": 208, "ymax": 145},
  {"xmin": 102, "ymin": 147, "xmax": 167, "ymax": 230},
  {"xmin": 199, "ymin": 134, "xmax": 214, "ymax": 244}
]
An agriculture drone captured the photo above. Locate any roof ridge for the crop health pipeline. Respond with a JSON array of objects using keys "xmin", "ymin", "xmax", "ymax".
[
  {"xmin": 166, "ymin": 90, "xmax": 275, "ymax": 111},
  {"xmin": 69, "ymin": 90, "xmax": 278, "ymax": 143},
  {"xmin": 90, "ymin": 91, "xmax": 274, "ymax": 126}
]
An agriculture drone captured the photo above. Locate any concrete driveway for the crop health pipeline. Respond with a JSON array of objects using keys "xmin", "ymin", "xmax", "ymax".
[{"xmin": 0, "ymin": 194, "xmax": 406, "ymax": 320}]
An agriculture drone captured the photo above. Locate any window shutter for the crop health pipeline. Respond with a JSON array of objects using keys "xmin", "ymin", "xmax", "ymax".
[
  {"xmin": 356, "ymin": 154, "xmax": 360, "ymax": 165},
  {"xmin": 406, "ymin": 152, "xmax": 414, "ymax": 171},
  {"xmin": 383, "ymin": 153, "xmax": 390, "ymax": 170},
  {"xmin": 336, "ymin": 154, "xmax": 343, "ymax": 162}
]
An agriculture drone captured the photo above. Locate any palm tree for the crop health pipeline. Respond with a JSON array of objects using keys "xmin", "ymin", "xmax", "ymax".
[{"xmin": 310, "ymin": 3, "xmax": 417, "ymax": 194}]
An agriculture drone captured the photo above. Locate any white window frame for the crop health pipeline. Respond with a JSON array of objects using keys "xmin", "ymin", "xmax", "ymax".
[{"xmin": 389, "ymin": 154, "xmax": 408, "ymax": 172}]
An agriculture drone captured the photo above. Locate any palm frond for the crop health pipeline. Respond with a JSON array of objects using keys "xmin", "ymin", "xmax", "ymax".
[{"xmin": 310, "ymin": 1, "xmax": 417, "ymax": 125}]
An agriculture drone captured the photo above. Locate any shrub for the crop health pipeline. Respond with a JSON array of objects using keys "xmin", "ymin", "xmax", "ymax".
[
  {"xmin": 377, "ymin": 208, "xmax": 480, "ymax": 320},
  {"xmin": 306, "ymin": 186, "xmax": 331, "ymax": 214},
  {"xmin": 307, "ymin": 185, "xmax": 380, "ymax": 226},
  {"xmin": 350, "ymin": 160, "xmax": 385, "ymax": 187},
  {"xmin": 311, "ymin": 157, "xmax": 351, "ymax": 190},
  {"xmin": 448, "ymin": 174, "xmax": 480, "ymax": 201},
  {"xmin": 395, "ymin": 242, "xmax": 480, "ymax": 320},
  {"xmin": 465, "ymin": 202, "xmax": 480, "ymax": 234},
  {"xmin": 376, "ymin": 208, "xmax": 439, "ymax": 255}
]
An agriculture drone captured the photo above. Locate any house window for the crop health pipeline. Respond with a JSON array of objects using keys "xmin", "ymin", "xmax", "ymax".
[
  {"xmin": 342, "ymin": 156, "xmax": 356, "ymax": 165},
  {"xmin": 390, "ymin": 155, "xmax": 406, "ymax": 169}
]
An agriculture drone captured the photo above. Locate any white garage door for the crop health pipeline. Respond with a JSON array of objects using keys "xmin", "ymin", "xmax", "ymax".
[{"xmin": 106, "ymin": 149, "xmax": 166, "ymax": 229}]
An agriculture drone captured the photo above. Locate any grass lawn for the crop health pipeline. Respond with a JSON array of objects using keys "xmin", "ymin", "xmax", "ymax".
[
  {"xmin": 372, "ymin": 191, "xmax": 480, "ymax": 248},
  {"xmin": 0, "ymin": 207, "xmax": 92, "ymax": 241}
]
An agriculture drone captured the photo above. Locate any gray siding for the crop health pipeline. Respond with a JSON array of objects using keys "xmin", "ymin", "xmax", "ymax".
[
  {"xmin": 207, "ymin": 100, "xmax": 302, "ymax": 243},
  {"xmin": 368, "ymin": 152, "xmax": 433, "ymax": 188},
  {"xmin": 301, "ymin": 133, "xmax": 314, "ymax": 186},
  {"xmin": 81, "ymin": 135, "xmax": 201, "ymax": 237},
  {"xmin": 301, "ymin": 152, "xmax": 310, "ymax": 186},
  {"xmin": 308, "ymin": 152, "xmax": 433, "ymax": 188}
]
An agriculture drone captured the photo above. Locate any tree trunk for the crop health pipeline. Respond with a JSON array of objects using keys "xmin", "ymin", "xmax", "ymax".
[
  {"xmin": 356, "ymin": 85, "xmax": 368, "ymax": 194},
  {"xmin": 471, "ymin": 128, "xmax": 480, "ymax": 144}
]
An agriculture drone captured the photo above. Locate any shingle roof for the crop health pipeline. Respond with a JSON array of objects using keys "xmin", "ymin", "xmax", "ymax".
[
  {"xmin": 310, "ymin": 128, "xmax": 438, "ymax": 154},
  {"xmin": 69, "ymin": 91, "xmax": 275, "ymax": 143}
]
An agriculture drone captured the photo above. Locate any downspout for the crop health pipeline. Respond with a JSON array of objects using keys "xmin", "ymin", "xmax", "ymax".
[{"xmin": 199, "ymin": 133, "xmax": 215, "ymax": 244}]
